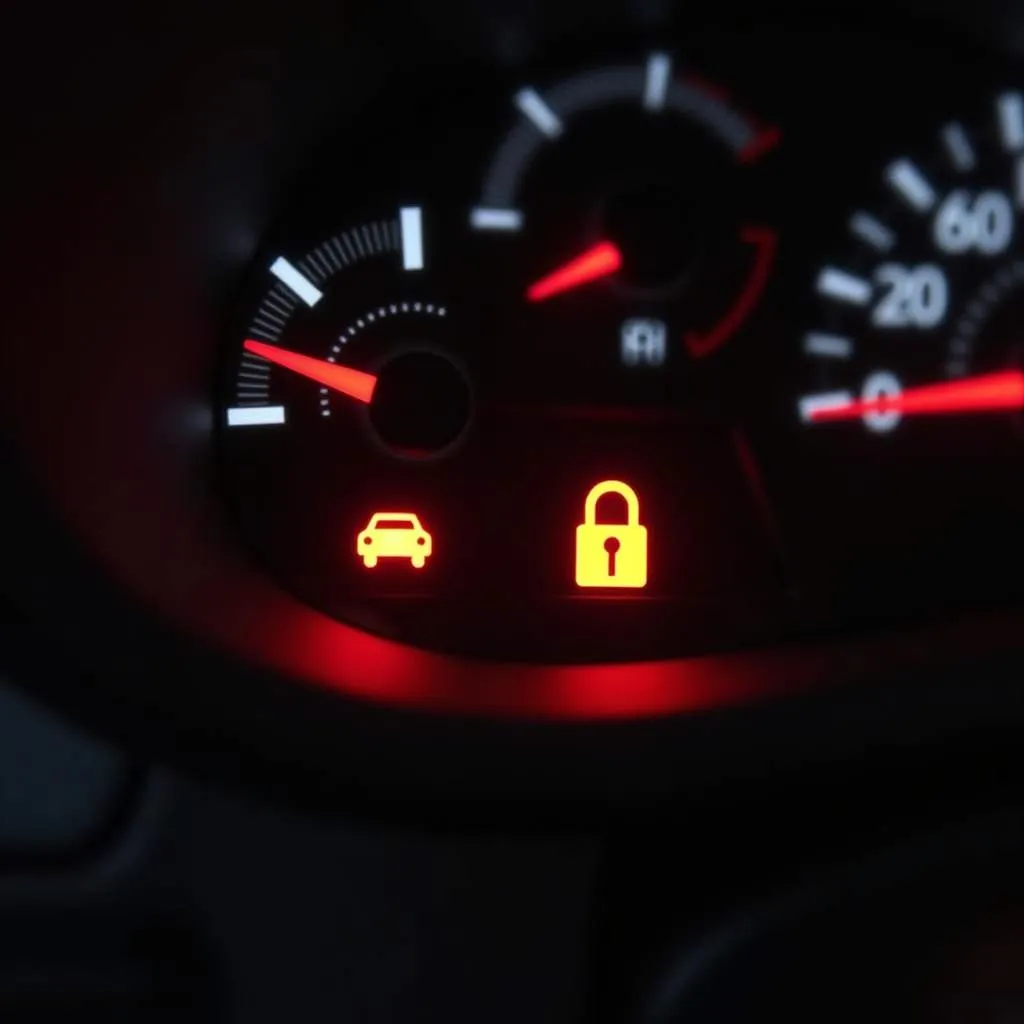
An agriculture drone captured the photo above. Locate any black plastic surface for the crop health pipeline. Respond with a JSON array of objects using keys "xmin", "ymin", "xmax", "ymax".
[{"xmin": 0, "ymin": 684, "xmax": 130, "ymax": 865}]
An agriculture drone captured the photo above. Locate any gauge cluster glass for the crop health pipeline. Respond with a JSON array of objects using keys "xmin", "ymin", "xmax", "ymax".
[{"xmin": 219, "ymin": 30, "xmax": 1024, "ymax": 662}]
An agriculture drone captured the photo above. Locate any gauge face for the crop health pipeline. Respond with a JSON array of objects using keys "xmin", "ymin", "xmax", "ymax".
[
  {"xmin": 800, "ymin": 94, "xmax": 1024, "ymax": 433},
  {"xmin": 784, "ymin": 90, "xmax": 1024, "ymax": 616},
  {"xmin": 220, "ymin": 50, "xmax": 791, "ymax": 663},
  {"xmin": 469, "ymin": 57, "xmax": 780, "ymax": 387},
  {"xmin": 229, "ymin": 216, "xmax": 468, "ymax": 456}
]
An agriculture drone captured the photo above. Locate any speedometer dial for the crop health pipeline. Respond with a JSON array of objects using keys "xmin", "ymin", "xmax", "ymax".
[
  {"xmin": 779, "ymin": 89, "xmax": 1024, "ymax": 624},
  {"xmin": 801, "ymin": 91, "xmax": 1024, "ymax": 433}
]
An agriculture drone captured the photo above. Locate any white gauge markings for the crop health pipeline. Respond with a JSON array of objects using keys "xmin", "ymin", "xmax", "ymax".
[
  {"xmin": 817, "ymin": 267, "xmax": 872, "ymax": 306},
  {"xmin": 399, "ymin": 206, "xmax": 425, "ymax": 271},
  {"xmin": 850, "ymin": 212, "xmax": 895, "ymax": 252},
  {"xmin": 269, "ymin": 257, "xmax": 323, "ymax": 307},
  {"xmin": 643, "ymin": 53, "xmax": 672, "ymax": 111},
  {"xmin": 470, "ymin": 207, "xmax": 524, "ymax": 232},
  {"xmin": 803, "ymin": 94, "xmax": 1024, "ymax": 437},
  {"xmin": 885, "ymin": 159, "xmax": 937, "ymax": 213},
  {"xmin": 226, "ymin": 406, "xmax": 287, "ymax": 427},
  {"xmin": 514, "ymin": 87, "xmax": 563, "ymax": 138},
  {"xmin": 803, "ymin": 333, "xmax": 853, "ymax": 359},
  {"xmin": 998, "ymin": 92, "xmax": 1024, "ymax": 152},
  {"xmin": 265, "ymin": 290, "xmax": 295, "ymax": 312},
  {"xmin": 941, "ymin": 122, "xmax": 977, "ymax": 172}
]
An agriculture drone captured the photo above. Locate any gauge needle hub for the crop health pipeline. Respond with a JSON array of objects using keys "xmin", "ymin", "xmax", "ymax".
[
  {"xmin": 526, "ymin": 241, "xmax": 623, "ymax": 302},
  {"xmin": 244, "ymin": 339, "xmax": 378, "ymax": 404},
  {"xmin": 809, "ymin": 370, "xmax": 1024, "ymax": 421}
]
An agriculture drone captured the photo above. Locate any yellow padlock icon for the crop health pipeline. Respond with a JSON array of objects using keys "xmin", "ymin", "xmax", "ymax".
[{"xmin": 574, "ymin": 480, "xmax": 648, "ymax": 589}]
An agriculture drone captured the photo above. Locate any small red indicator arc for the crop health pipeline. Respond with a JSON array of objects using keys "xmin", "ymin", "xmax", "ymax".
[
  {"xmin": 737, "ymin": 125, "xmax": 783, "ymax": 165},
  {"xmin": 809, "ymin": 371, "xmax": 1024, "ymax": 421},
  {"xmin": 684, "ymin": 226, "xmax": 778, "ymax": 359}
]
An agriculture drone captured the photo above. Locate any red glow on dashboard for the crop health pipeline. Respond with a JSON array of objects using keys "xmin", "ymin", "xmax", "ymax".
[
  {"xmin": 273, "ymin": 609, "xmax": 780, "ymax": 719},
  {"xmin": 526, "ymin": 241, "xmax": 623, "ymax": 302}
]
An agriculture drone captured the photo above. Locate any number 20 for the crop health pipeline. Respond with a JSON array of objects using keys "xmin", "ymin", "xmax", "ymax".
[{"xmin": 871, "ymin": 263, "xmax": 948, "ymax": 329}]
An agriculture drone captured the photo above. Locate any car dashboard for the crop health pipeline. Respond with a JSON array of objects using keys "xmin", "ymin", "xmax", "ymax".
[{"xmin": 3, "ymin": 0, "xmax": 1024, "ymax": 1020}]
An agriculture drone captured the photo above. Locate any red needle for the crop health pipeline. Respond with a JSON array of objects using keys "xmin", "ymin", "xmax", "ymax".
[
  {"xmin": 244, "ymin": 339, "xmax": 377, "ymax": 404},
  {"xmin": 526, "ymin": 241, "xmax": 623, "ymax": 302},
  {"xmin": 810, "ymin": 370, "xmax": 1024, "ymax": 422}
]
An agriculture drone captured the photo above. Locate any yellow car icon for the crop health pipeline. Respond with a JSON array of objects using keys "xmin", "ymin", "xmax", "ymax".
[{"xmin": 357, "ymin": 512, "xmax": 432, "ymax": 569}]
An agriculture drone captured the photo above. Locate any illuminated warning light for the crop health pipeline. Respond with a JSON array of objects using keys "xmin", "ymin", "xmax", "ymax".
[
  {"xmin": 357, "ymin": 513, "xmax": 432, "ymax": 569},
  {"xmin": 574, "ymin": 481, "xmax": 648, "ymax": 589}
]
